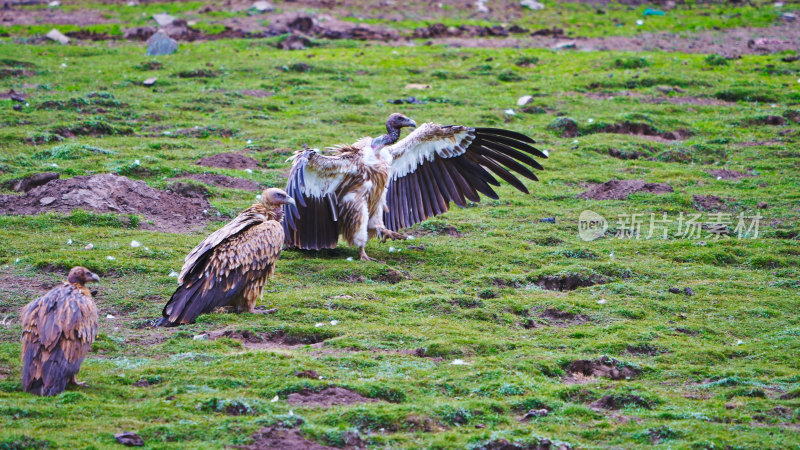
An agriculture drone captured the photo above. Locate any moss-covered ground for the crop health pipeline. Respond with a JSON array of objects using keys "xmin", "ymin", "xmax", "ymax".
[{"xmin": 0, "ymin": 4, "xmax": 799, "ymax": 448}]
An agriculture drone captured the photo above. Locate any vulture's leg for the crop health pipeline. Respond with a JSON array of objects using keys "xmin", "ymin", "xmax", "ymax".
[
  {"xmin": 359, "ymin": 247, "xmax": 375, "ymax": 261},
  {"xmin": 69, "ymin": 375, "xmax": 88, "ymax": 387}
]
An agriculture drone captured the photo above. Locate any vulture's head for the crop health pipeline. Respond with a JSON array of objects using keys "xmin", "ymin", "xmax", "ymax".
[
  {"xmin": 261, "ymin": 188, "xmax": 296, "ymax": 206},
  {"xmin": 386, "ymin": 113, "xmax": 417, "ymax": 131},
  {"xmin": 67, "ymin": 266, "xmax": 100, "ymax": 286}
]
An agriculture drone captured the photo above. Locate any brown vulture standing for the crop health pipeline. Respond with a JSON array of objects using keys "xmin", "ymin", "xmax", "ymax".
[
  {"xmin": 21, "ymin": 266, "xmax": 99, "ymax": 396},
  {"xmin": 284, "ymin": 113, "xmax": 546, "ymax": 260},
  {"xmin": 157, "ymin": 188, "xmax": 295, "ymax": 326}
]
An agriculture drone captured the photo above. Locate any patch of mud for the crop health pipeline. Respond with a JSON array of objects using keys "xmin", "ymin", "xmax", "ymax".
[
  {"xmin": 566, "ymin": 356, "xmax": 641, "ymax": 381},
  {"xmin": 0, "ymin": 271, "xmax": 53, "ymax": 301},
  {"xmin": 239, "ymin": 89, "xmax": 273, "ymax": 98},
  {"xmin": 626, "ymin": 344, "xmax": 667, "ymax": 356},
  {"xmin": 591, "ymin": 394, "xmax": 652, "ymax": 410},
  {"xmin": 586, "ymin": 122, "xmax": 690, "ymax": 141},
  {"xmin": 536, "ymin": 274, "xmax": 608, "ymax": 291},
  {"xmin": 692, "ymin": 194, "xmax": 729, "ymax": 212},
  {"xmin": 0, "ymin": 174, "xmax": 211, "ymax": 233},
  {"xmin": 578, "ymin": 179, "xmax": 673, "ymax": 200},
  {"xmin": 207, "ymin": 327, "xmax": 331, "ymax": 349},
  {"xmin": 0, "ymin": 7, "xmax": 113, "ymax": 26},
  {"xmin": 235, "ymin": 426, "xmax": 334, "ymax": 450},
  {"xmin": 1, "ymin": 172, "xmax": 59, "ymax": 193},
  {"xmin": 542, "ymin": 308, "xmax": 589, "ymax": 324},
  {"xmin": 196, "ymin": 153, "xmax": 260, "ymax": 170},
  {"xmin": 169, "ymin": 173, "xmax": 261, "ymax": 191},
  {"xmin": 707, "ymin": 169, "xmax": 753, "ymax": 180},
  {"xmin": 286, "ymin": 387, "xmax": 377, "ymax": 408}
]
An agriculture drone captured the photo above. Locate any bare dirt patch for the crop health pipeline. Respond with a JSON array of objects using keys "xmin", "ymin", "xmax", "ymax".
[
  {"xmin": 692, "ymin": 194, "xmax": 729, "ymax": 212},
  {"xmin": 591, "ymin": 394, "xmax": 652, "ymax": 410},
  {"xmin": 206, "ymin": 327, "xmax": 332, "ymax": 349},
  {"xmin": 0, "ymin": 7, "xmax": 113, "ymax": 26},
  {"xmin": 586, "ymin": 122, "xmax": 690, "ymax": 141},
  {"xmin": 650, "ymin": 96, "xmax": 735, "ymax": 107},
  {"xmin": 566, "ymin": 357, "xmax": 641, "ymax": 381},
  {"xmin": 286, "ymin": 387, "xmax": 377, "ymax": 408},
  {"xmin": 707, "ymin": 169, "xmax": 753, "ymax": 180},
  {"xmin": 235, "ymin": 426, "xmax": 334, "ymax": 450},
  {"xmin": 197, "ymin": 153, "xmax": 260, "ymax": 170},
  {"xmin": 239, "ymin": 89, "xmax": 273, "ymax": 98},
  {"xmin": 578, "ymin": 179, "xmax": 673, "ymax": 200},
  {"xmin": 0, "ymin": 271, "xmax": 53, "ymax": 302},
  {"xmin": 0, "ymin": 174, "xmax": 212, "ymax": 233},
  {"xmin": 535, "ymin": 274, "xmax": 608, "ymax": 291},
  {"xmin": 1, "ymin": 172, "xmax": 59, "ymax": 193},
  {"xmin": 170, "ymin": 173, "xmax": 261, "ymax": 191}
]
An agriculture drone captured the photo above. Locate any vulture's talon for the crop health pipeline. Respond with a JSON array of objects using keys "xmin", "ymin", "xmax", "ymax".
[{"xmin": 70, "ymin": 376, "xmax": 88, "ymax": 387}]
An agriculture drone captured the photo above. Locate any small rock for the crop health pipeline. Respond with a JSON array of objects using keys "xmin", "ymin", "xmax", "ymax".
[
  {"xmin": 517, "ymin": 95, "xmax": 534, "ymax": 106},
  {"xmin": 551, "ymin": 41, "xmax": 576, "ymax": 50},
  {"xmin": 474, "ymin": 0, "xmax": 488, "ymax": 13},
  {"xmin": 475, "ymin": 423, "xmax": 486, "ymax": 428},
  {"xmin": 451, "ymin": 359, "xmax": 471, "ymax": 365},
  {"xmin": 48, "ymin": 1, "xmax": 60, "ymax": 6},
  {"xmin": 252, "ymin": 1, "xmax": 275, "ymax": 12},
  {"xmin": 114, "ymin": 431, "xmax": 144, "ymax": 447},
  {"xmin": 39, "ymin": 196, "xmax": 57, "ymax": 206},
  {"xmin": 405, "ymin": 83, "xmax": 431, "ymax": 90},
  {"xmin": 106, "ymin": 314, "xmax": 115, "ymax": 319},
  {"xmin": 520, "ymin": 0, "xmax": 545, "ymax": 10},
  {"xmin": 668, "ymin": 287, "xmax": 682, "ymax": 294},
  {"xmin": 725, "ymin": 403, "xmax": 737, "ymax": 410},
  {"xmin": 757, "ymin": 201, "xmax": 769, "ymax": 209},
  {"xmin": 781, "ymin": 12, "xmax": 796, "ymax": 21},
  {"xmin": 504, "ymin": 109, "xmax": 516, "ymax": 116},
  {"xmin": 130, "ymin": 240, "xmax": 142, "ymax": 248},
  {"xmin": 294, "ymin": 370, "xmax": 319, "ymax": 379},
  {"xmin": 520, "ymin": 409, "xmax": 549, "ymax": 421},
  {"xmin": 684, "ymin": 287, "xmax": 694, "ymax": 296},
  {"xmin": 146, "ymin": 31, "xmax": 178, "ymax": 56},
  {"xmin": 636, "ymin": 19, "xmax": 644, "ymax": 26},
  {"xmin": 46, "ymin": 29, "xmax": 70, "ymax": 45},
  {"xmin": 143, "ymin": 77, "xmax": 157, "ymax": 86},
  {"xmin": 192, "ymin": 334, "xmax": 208, "ymax": 340},
  {"xmin": 152, "ymin": 13, "xmax": 176, "ymax": 26},
  {"xmin": 168, "ymin": 270, "xmax": 178, "ymax": 277},
  {"xmin": 85, "ymin": 243, "xmax": 94, "ymax": 250}
]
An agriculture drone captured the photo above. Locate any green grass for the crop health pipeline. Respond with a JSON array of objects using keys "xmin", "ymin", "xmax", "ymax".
[{"xmin": 0, "ymin": 31, "xmax": 799, "ymax": 449}]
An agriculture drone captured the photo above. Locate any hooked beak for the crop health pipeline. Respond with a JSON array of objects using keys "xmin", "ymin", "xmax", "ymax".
[
  {"xmin": 88, "ymin": 272, "xmax": 100, "ymax": 283},
  {"xmin": 406, "ymin": 119, "xmax": 417, "ymax": 128},
  {"xmin": 284, "ymin": 197, "xmax": 296, "ymax": 206}
]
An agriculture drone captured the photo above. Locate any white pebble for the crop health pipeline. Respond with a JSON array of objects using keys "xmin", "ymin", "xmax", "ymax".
[
  {"xmin": 106, "ymin": 256, "xmax": 115, "ymax": 260},
  {"xmin": 246, "ymin": 140, "xmax": 253, "ymax": 145},
  {"xmin": 572, "ymin": 140, "xmax": 579, "ymax": 144},
  {"xmin": 388, "ymin": 246, "xmax": 396, "ymax": 253},
  {"xmin": 636, "ymin": 19, "xmax": 644, "ymax": 25},
  {"xmin": 736, "ymin": 339, "xmax": 743, "ymax": 345},
  {"xmin": 61, "ymin": 63, "xmax": 67, "ymax": 68},
  {"xmin": 609, "ymin": 251, "xmax": 614, "ymax": 259},
  {"xmin": 504, "ymin": 109, "xmax": 516, "ymax": 116},
  {"xmin": 717, "ymin": 176, "xmax": 722, "ymax": 180},
  {"xmin": 106, "ymin": 314, "xmax": 115, "ymax": 319},
  {"xmin": 85, "ymin": 243, "xmax": 94, "ymax": 250},
  {"xmin": 14, "ymin": 258, "xmax": 20, "ymax": 263},
  {"xmin": 168, "ymin": 271, "xmax": 178, "ymax": 277},
  {"xmin": 255, "ymin": 194, "xmax": 262, "ymax": 200},
  {"xmin": 67, "ymin": 239, "xmax": 72, "ymax": 245},
  {"xmin": 406, "ymin": 235, "xmax": 415, "ymax": 240},
  {"xmin": 597, "ymin": 299, "xmax": 607, "ymax": 304},
  {"xmin": 330, "ymin": 320, "xmax": 339, "ymax": 326},
  {"xmin": 193, "ymin": 334, "xmax": 208, "ymax": 341},
  {"xmin": 314, "ymin": 322, "xmax": 324, "ymax": 328},
  {"xmin": 133, "ymin": 159, "xmax": 140, "ymax": 165},
  {"xmin": 271, "ymin": 395, "xmax": 279, "ymax": 403},
  {"xmin": 50, "ymin": 163, "xmax": 58, "ymax": 167},
  {"xmin": 130, "ymin": 240, "xmax": 141, "ymax": 248},
  {"xmin": 451, "ymin": 359, "xmax": 471, "ymax": 365},
  {"xmin": 245, "ymin": 168, "xmax": 254, "ymax": 174},
  {"xmin": 346, "ymin": 257, "xmax": 354, "ymax": 261}
]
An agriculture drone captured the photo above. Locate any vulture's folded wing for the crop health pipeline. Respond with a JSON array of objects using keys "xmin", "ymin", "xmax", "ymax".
[
  {"xmin": 384, "ymin": 123, "xmax": 546, "ymax": 231},
  {"xmin": 163, "ymin": 221, "xmax": 284, "ymax": 325},
  {"xmin": 21, "ymin": 285, "xmax": 97, "ymax": 395},
  {"xmin": 283, "ymin": 148, "xmax": 361, "ymax": 250},
  {"xmin": 179, "ymin": 209, "xmax": 265, "ymax": 284}
]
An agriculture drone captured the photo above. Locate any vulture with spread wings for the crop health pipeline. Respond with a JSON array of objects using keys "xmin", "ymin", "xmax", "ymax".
[
  {"xmin": 157, "ymin": 188, "xmax": 295, "ymax": 326},
  {"xmin": 284, "ymin": 113, "xmax": 546, "ymax": 260},
  {"xmin": 21, "ymin": 266, "xmax": 99, "ymax": 396}
]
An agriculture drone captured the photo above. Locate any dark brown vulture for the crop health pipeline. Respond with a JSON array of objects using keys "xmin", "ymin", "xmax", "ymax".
[
  {"xmin": 21, "ymin": 266, "xmax": 99, "ymax": 396},
  {"xmin": 284, "ymin": 113, "xmax": 546, "ymax": 260},
  {"xmin": 157, "ymin": 188, "xmax": 295, "ymax": 326}
]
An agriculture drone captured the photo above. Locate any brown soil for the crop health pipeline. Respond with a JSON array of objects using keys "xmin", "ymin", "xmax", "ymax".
[
  {"xmin": 536, "ymin": 274, "xmax": 608, "ymax": 291},
  {"xmin": 170, "ymin": 173, "xmax": 262, "ymax": 191},
  {"xmin": 541, "ymin": 308, "xmax": 590, "ymax": 325},
  {"xmin": 650, "ymin": 96, "xmax": 735, "ymax": 107},
  {"xmin": 206, "ymin": 327, "xmax": 331, "ymax": 349},
  {"xmin": 587, "ymin": 122, "xmax": 690, "ymax": 141},
  {"xmin": 197, "ymin": 153, "xmax": 260, "ymax": 170},
  {"xmin": 578, "ymin": 179, "xmax": 673, "ymax": 200},
  {"xmin": 591, "ymin": 394, "xmax": 651, "ymax": 410},
  {"xmin": 566, "ymin": 356, "xmax": 641, "ymax": 380},
  {"xmin": 0, "ymin": 7, "xmax": 113, "ymax": 26},
  {"xmin": 0, "ymin": 271, "xmax": 54, "ymax": 302},
  {"xmin": 0, "ymin": 89, "xmax": 28, "ymax": 100},
  {"xmin": 295, "ymin": 370, "xmax": 320, "ymax": 379},
  {"xmin": 239, "ymin": 89, "xmax": 274, "ymax": 98},
  {"xmin": 0, "ymin": 174, "xmax": 211, "ymax": 233},
  {"xmin": 376, "ymin": 268, "xmax": 406, "ymax": 284},
  {"xmin": 1, "ymin": 172, "xmax": 59, "ymax": 193},
  {"xmin": 286, "ymin": 387, "xmax": 377, "ymax": 408},
  {"xmin": 692, "ymin": 194, "xmax": 729, "ymax": 212},
  {"xmin": 707, "ymin": 169, "xmax": 753, "ymax": 180},
  {"xmin": 235, "ymin": 426, "xmax": 334, "ymax": 450},
  {"xmin": 473, "ymin": 438, "xmax": 570, "ymax": 450}
]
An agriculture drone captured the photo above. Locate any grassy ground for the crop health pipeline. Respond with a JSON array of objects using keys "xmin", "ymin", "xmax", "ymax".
[{"xmin": 0, "ymin": 24, "xmax": 799, "ymax": 450}]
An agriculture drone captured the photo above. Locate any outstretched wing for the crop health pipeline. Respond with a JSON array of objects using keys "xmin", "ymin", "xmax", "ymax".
[
  {"xmin": 384, "ymin": 123, "xmax": 546, "ymax": 231},
  {"xmin": 162, "ymin": 220, "xmax": 284, "ymax": 326},
  {"xmin": 21, "ymin": 284, "xmax": 97, "ymax": 396},
  {"xmin": 283, "ymin": 148, "xmax": 362, "ymax": 250}
]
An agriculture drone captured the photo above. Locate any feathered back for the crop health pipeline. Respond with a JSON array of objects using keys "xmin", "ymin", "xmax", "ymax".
[{"xmin": 21, "ymin": 282, "xmax": 98, "ymax": 396}]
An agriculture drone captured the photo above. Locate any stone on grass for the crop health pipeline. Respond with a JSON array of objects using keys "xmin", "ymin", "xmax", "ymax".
[
  {"xmin": 252, "ymin": 1, "xmax": 275, "ymax": 12},
  {"xmin": 147, "ymin": 31, "xmax": 178, "ymax": 56},
  {"xmin": 46, "ymin": 29, "xmax": 70, "ymax": 45},
  {"xmin": 520, "ymin": 0, "xmax": 545, "ymax": 10},
  {"xmin": 152, "ymin": 13, "xmax": 176, "ymax": 26}
]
